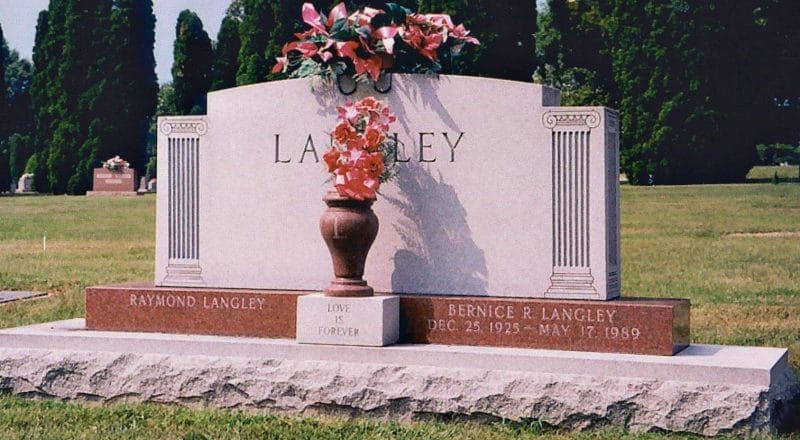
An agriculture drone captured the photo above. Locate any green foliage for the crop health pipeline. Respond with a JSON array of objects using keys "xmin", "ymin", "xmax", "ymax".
[
  {"xmin": 236, "ymin": 0, "xmax": 306, "ymax": 85},
  {"xmin": 144, "ymin": 83, "xmax": 178, "ymax": 180},
  {"xmin": 29, "ymin": 8, "xmax": 54, "ymax": 193},
  {"xmin": 440, "ymin": 0, "xmax": 537, "ymax": 81},
  {"xmin": 211, "ymin": 15, "xmax": 241, "ymax": 91},
  {"xmin": 23, "ymin": 151, "xmax": 39, "ymax": 175},
  {"xmin": 0, "ymin": 22, "xmax": 6, "ymax": 119},
  {"xmin": 0, "ymin": 22, "xmax": 7, "ymax": 190},
  {"xmin": 757, "ymin": 143, "xmax": 800, "ymax": 166},
  {"xmin": 536, "ymin": 0, "xmax": 615, "ymax": 106},
  {"xmin": 0, "ymin": 393, "xmax": 710, "ymax": 439},
  {"xmin": 235, "ymin": 0, "xmax": 272, "ymax": 85},
  {"xmin": 50, "ymin": 0, "xmax": 116, "ymax": 194},
  {"xmin": 752, "ymin": 0, "xmax": 800, "ymax": 146},
  {"xmin": 608, "ymin": 0, "xmax": 760, "ymax": 185},
  {"xmin": 172, "ymin": 10, "xmax": 213, "ymax": 114},
  {"xmin": 27, "ymin": 0, "xmax": 156, "ymax": 194},
  {"xmin": 105, "ymin": 0, "xmax": 158, "ymax": 175},
  {"xmin": 3, "ymin": 51, "xmax": 34, "ymax": 138},
  {"xmin": 7, "ymin": 133, "xmax": 32, "ymax": 181}
]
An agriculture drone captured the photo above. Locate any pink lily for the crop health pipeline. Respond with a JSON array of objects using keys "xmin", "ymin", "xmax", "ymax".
[
  {"xmin": 450, "ymin": 23, "xmax": 480, "ymax": 44},
  {"xmin": 327, "ymin": 2, "xmax": 348, "ymax": 27},
  {"xmin": 301, "ymin": 3, "xmax": 327, "ymax": 34},
  {"xmin": 271, "ymin": 56, "xmax": 288, "ymax": 73},
  {"xmin": 373, "ymin": 26, "xmax": 398, "ymax": 54}
]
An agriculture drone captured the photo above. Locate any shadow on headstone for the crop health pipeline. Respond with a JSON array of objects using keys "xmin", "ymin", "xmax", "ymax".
[{"xmin": 385, "ymin": 161, "xmax": 488, "ymax": 295}]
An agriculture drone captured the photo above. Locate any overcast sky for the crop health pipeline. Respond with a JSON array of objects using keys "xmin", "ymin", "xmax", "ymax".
[{"xmin": 0, "ymin": 0, "xmax": 229, "ymax": 84}]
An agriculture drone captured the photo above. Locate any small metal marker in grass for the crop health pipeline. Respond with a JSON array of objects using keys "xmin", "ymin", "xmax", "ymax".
[{"xmin": 0, "ymin": 291, "xmax": 48, "ymax": 305}]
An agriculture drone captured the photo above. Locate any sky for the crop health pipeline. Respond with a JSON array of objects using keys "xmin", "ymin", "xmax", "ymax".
[{"xmin": 0, "ymin": 0, "xmax": 230, "ymax": 84}]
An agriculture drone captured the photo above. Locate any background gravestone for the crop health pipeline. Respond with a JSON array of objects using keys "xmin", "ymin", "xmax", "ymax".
[{"xmin": 87, "ymin": 158, "xmax": 138, "ymax": 196}]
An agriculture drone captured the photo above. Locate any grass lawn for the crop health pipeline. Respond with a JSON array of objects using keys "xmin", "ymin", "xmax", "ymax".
[
  {"xmin": 0, "ymin": 184, "xmax": 798, "ymax": 438},
  {"xmin": 747, "ymin": 165, "xmax": 800, "ymax": 183}
]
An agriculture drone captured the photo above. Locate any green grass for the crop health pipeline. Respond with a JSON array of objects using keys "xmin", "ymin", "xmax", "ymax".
[
  {"xmin": 621, "ymin": 184, "xmax": 800, "ymax": 368},
  {"xmin": 0, "ymin": 395, "xmax": 739, "ymax": 440},
  {"xmin": 0, "ymin": 195, "xmax": 154, "ymax": 329},
  {"xmin": 747, "ymin": 165, "xmax": 800, "ymax": 182},
  {"xmin": 0, "ymin": 185, "xmax": 799, "ymax": 438}
]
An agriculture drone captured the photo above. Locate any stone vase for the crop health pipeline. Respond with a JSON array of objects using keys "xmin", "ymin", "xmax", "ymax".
[{"xmin": 320, "ymin": 192, "xmax": 379, "ymax": 297}]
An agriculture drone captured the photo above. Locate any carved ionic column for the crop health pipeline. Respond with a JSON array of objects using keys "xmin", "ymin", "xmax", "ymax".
[
  {"xmin": 543, "ymin": 111, "xmax": 600, "ymax": 297},
  {"xmin": 160, "ymin": 119, "xmax": 207, "ymax": 286}
]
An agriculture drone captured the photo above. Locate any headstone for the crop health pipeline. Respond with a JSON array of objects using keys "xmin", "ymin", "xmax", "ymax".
[
  {"xmin": 86, "ymin": 156, "xmax": 138, "ymax": 196},
  {"xmin": 83, "ymin": 75, "xmax": 684, "ymax": 357},
  {"xmin": 296, "ymin": 294, "xmax": 399, "ymax": 346},
  {"xmin": 16, "ymin": 174, "xmax": 35, "ymax": 193},
  {"xmin": 147, "ymin": 178, "xmax": 157, "ymax": 192},
  {"xmin": 137, "ymin": 176, "xmax": 147, "ymax": 193},
  {"xmin": 29, "ymin": 73, "xmax": 800, "ymax": 432},
  {"xmin": 153, "ymin": 75, "xmax": 620, "ymax": 301}
]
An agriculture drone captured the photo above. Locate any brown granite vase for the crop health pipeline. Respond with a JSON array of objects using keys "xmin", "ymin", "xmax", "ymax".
[{"xmin": 320, "ymin": 192, "xmax": 379, "ymax": 297}]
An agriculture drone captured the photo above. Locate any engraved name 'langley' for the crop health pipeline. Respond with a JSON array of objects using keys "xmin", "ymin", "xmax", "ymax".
[
  {"xmin": 274, "ymin": 132, "xmax": 466, "ymax": 164},
  {"xmin": 130, "ymin": 293, "xmax": 266, "ymax": 310}
]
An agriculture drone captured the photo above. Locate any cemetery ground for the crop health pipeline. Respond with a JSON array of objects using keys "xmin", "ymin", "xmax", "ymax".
[
  {"xmin": 747, "ymin": 165, "xmax": 800, "ymax": 183},
  {"xmin": 0, "ymin": 183, "xmax": 798, "ymax": 438}
]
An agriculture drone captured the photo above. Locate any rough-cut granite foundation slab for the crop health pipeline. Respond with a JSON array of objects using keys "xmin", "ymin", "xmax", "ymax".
[{"xmin": 0, "ymin": 319, "xmax": 797, "ymax": 435}]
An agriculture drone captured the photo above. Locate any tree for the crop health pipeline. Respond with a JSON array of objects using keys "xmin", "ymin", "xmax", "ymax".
[
  {"xmin": 608, "ymin": 0, "xmax": 760, "ymax": 185},
  {"xmin": 420, "ymin": 0, "xmax": 537, "ymax": 81},
  {"xmin": 58, "ymin": 0, "xmax": 117, "ymax": 194},
  {"xmin": 104, "ymin": 0, "xmax": 158, "ymax": 176},
  {"xmin": 172, "ymin": 10, "xmax": 213, "ymax": 114},
  {"xmin": 28, "ymin": 8, "xmax": 56, "ymax": 192},
  {"xmin": 0, "ymin": 22, "xmax": 6, "ymax": 133},
  {"xmin": 537, "ymin": 0, "xmax": 615, "ymax": 106},
  {"xmin": 236, "ymin": 0, "xmax": 271, "ymax": 85},
  {"xmin": 212, "ymin": 15, "xmax": 242, "ymax": 91},
  {"xmin": 2, "ymin": 49, "xmax": 35, "ymax": 184},
  {"xmin": 236, "ymin": 0, "xmax": 304, "ymax": 85},
  {"xmin": 0, "ymin": 23, "xmax": 7, "ymax": 190},
  {"xmin": 144, "ymin": 82, "xmax": 178, "ymax": 180},
  {"xmin": 752, "ymin": 0, "xmax": 800, "ymax": 146}
]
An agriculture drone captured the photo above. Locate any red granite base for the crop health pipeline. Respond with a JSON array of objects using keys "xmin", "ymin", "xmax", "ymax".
[
  {"xmin": 86, "ymin": 283, "xmax": 299, "ymax": 338},
  {"xmin": 85, "ymin": 283, "xmax": 690, "ymax": 355}
]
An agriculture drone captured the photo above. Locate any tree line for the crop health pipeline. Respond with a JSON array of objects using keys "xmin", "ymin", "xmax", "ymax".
[
  {"xmin": 0, "ymin": 0, "xmax": 157, "ymax": 194},
  {"xmin": 0, "ymin": 0, "xmax": 797, "ymax": 193}
]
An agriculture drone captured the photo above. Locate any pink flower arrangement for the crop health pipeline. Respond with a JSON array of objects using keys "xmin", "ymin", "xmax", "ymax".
[
  {"xmin": 103, "ymin": 155, "xmax": 130, "ymax": 171},
  {"xmin": 324, "ymin": 97, "xmax": 397, "ymax": 200},
  {"xmin": 273, "ymin": 2, "xmax": 479, "ymax": 81}
]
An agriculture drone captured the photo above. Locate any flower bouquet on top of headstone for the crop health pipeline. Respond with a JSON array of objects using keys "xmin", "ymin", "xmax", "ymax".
[
  {"xmin": 272, "ymin": 2, "xmax": 479, "ymax": 83},
  {"xmin": 103, "ymin": 155, "xmax": 129, "ymax": 172},
  {"xmin": 323, "ymin": 96, "xmax": 397, "ymax": 200}
]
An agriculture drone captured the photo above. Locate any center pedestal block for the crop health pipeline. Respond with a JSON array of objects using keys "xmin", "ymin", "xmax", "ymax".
[
  {"xmin": 296, "ymin": 294, "xmax": 399, "ymax": 346},
  {"xmin": 86, "ymin": 283, "xmax": 689, "ymax": 355}
]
